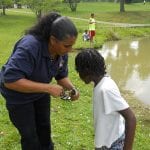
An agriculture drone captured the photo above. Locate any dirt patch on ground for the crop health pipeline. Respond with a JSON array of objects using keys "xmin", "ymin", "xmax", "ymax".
[{"xmin": 121, "ymin": 89, "xmax": 150, "ymax": 127}]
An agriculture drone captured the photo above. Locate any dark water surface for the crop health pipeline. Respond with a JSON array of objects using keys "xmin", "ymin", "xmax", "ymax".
[{"xmin": 99, "ymin": 37, "xmax": 150, "ymax": 105}]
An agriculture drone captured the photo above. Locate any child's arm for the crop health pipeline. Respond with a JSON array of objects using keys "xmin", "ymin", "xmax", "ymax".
[{"xmin": 118, "ymin": 108, "xmax": 136, "ymax": 150}]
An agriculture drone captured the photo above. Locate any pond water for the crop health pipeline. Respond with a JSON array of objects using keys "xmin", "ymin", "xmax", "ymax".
[{"xmin": 99, "ymin": 37, "xmax": 150, "ymax": 105}]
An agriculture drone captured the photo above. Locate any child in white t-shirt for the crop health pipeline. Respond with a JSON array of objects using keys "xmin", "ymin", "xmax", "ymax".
[
  {"xmin": 82, "ymin": 30, "xmax": 90, "ymax": 41},
  {"xmin": 75, "ymin": 49, "xmax": 136, "ymax": 150}
]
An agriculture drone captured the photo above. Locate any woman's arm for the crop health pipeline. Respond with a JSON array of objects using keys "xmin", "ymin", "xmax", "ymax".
[
  {"xmin": 57, "ymin": 77, "xmax": 74, "ymax": 90},
  {"xmin": 119, "ymin": 108, "xmax": 136, "ymax": 150},
  {"xmin": 4, "ymin": 78, "xmax": 63, "ymax": 97}
]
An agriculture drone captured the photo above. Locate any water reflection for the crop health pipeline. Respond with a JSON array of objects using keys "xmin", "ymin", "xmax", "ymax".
[{"xmin": 99, "ymin": 37, "xmax": 150, "ymax": 105}]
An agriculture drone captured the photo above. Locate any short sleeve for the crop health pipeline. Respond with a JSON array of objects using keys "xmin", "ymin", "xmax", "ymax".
[
  {"xmin": 102, "ymin": 88, "xmax": 129, "ymax": 115},
  {"xmin": 3, "ymin": 40, "xmax": 37, "ymax": 83}
]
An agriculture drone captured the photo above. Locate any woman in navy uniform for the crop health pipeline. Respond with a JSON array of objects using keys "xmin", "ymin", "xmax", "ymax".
[{"xmin": 0, "ymin": 12, "xmax": 79, "ymax": 150}]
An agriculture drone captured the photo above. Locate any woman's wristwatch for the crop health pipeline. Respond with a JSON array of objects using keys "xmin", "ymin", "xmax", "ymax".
[{"xmin": 70, "ymin": 87, "xmax": 77, "ymax": 96}]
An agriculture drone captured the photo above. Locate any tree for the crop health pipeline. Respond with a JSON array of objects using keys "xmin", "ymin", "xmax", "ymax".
[
  {"xmin": 0, "ymin": 0, "xmax": 12, "ymax": 15},
  {"xmin": 120, "ymin": 0, "xmax": 125, "ymax": 12},
  {"xmin": 13, "ymin": 0, "xmax": 22, "ymax": 8},
  {"xmin": 21, "ymin": 0, "xmax": 61, "ymax": 18},
  {"xmin": 65, "ymin": 0, "xmax": 80, "ymax": 12}
]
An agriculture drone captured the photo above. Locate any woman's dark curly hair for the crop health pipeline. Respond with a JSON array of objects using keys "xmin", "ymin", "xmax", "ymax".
[
  {"xmin": 75, "ymin": 49, "xmax": 106, "ymax": 77},
  {"xmin": 25, "ymin": 12, "xmax": 78, "ymax": 41}
]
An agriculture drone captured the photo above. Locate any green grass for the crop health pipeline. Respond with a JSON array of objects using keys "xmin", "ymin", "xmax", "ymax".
[
  {"xmin": 0, "ymin": 2, "xmax": 150, "ymax": 149},
  {"xmin": 56, "ymin": 2, "xmax": 150, "ymax": 49},
  {"xmin": 0, "ymin": 13, "xmax": 35, "ymax": 64},
  {"xmin": 61, "ymin": 2, "xmax": 150, "ymax": 24}
]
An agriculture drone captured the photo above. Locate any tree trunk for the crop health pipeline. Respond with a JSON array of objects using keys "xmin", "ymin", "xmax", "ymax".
[
  {"xmin": 2, "ymin": 5, "xmax": 6, "ymax": 15},
  {"xmin": 120, "ymin": 0, "xmax": 125, "ymax": 12},
  {"xmin": 69, "ymin": 2, "xmax": 77, "ymax": 12},
  {"xmin": 68, "ymin": 0, "xmax": 78, "ymax": 12}
]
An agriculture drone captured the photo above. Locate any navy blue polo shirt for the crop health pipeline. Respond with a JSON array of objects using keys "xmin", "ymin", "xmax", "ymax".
[{"xmin": 0, "ymin": 35, "xmax": 68, "ymax": 104}]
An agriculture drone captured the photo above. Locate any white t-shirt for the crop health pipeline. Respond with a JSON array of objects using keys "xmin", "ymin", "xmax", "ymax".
[
  {"xmin": 82, "ymin": 32, "xmax": 89, "ymax": 41},
  {"xmin": 93, "ymin": 76, "xmax": 129, "ymax": 148}
]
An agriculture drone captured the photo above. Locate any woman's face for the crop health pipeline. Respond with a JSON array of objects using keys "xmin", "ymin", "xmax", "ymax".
[{"xmin": 50, "ymin": 36, "xmax": 77, "ymax": 56}]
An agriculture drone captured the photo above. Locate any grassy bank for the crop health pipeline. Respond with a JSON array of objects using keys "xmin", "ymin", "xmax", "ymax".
[
  {"xmin": 1, "ymin": 2, "xmax": 150, "ymax": 50},
  {"xmin": 0, "ymin": 2, "xmax": 150, "ymax": 150},
  {"xmin": 61, "ymin": 2, "xmax": 150, "ymax": 49}
]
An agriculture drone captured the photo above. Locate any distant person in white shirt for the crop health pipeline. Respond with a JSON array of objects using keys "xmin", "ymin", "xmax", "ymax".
[
  {"xmin": 82, "ymin": 30, "xmax": 90, "ymax": 41},
  {"xmin": 75, "ymin": 49, "xmax": 136, "ymax": 150}
]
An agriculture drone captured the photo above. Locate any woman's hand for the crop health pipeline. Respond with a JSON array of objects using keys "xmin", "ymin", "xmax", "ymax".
[
  {"xmin": 57, "ymin": 77, "xmax": 80, "ymax": 100},
  {"xmin": 70, "ymin": 88, "xmax": 80, "ymax": 101},
  {"xmin": 47, "ymin": 84, "xmax": 64, "ymax": 97}
]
